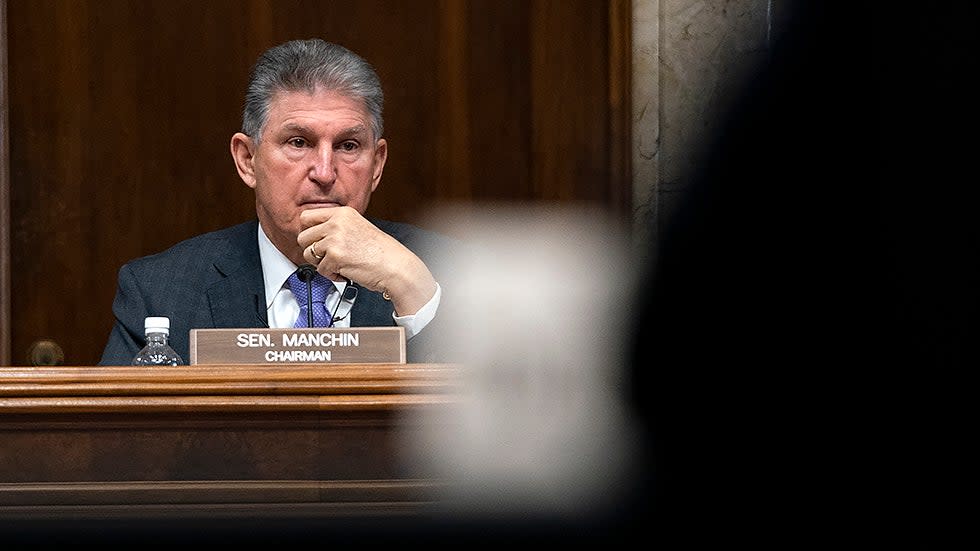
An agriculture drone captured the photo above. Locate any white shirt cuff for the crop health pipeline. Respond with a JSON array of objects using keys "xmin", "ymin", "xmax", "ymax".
[{"xmin": 392, "ymin": 282, "xmax": 441, "ymax": 340}]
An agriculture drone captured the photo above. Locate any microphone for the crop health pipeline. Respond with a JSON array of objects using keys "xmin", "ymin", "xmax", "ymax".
[
  {"xmin": 296, "ymin": 264, "xmax": 317, "ymax": 328},
  {"xmin": 330, "ymin": 279, "xmax": 359, "ymax": 326}
]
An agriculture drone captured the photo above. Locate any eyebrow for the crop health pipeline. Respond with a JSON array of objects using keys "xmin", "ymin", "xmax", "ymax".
[
  {"xmin": 279, "ymin": 123, "xmax": 368, "ymax": 138},
  {"xmin": 279, "ymin": 123, "xmax": 314, "ymax": 135},
  {"xmin": 336, "ymin": 125, "xmax": 368, "ymax": 139}
]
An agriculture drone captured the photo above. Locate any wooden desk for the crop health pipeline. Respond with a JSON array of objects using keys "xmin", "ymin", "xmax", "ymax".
[{"xmin": 0, "ymin": 364, "xmax": 459, "ymax": 523}]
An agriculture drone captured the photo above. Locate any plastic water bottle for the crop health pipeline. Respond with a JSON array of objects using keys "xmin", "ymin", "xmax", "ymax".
[{"xmin": 132, "ymin": 316, "xmax": 183, "ymax": 366}]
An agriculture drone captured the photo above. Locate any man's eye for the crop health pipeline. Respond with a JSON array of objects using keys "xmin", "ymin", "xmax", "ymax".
[
  {"xmin": 339, "ymin": 141, "xmax": 358, "ymax": 152},
  {"xmin": 288, "ymin": 138, "xmax": 308, "ymax": 148}
]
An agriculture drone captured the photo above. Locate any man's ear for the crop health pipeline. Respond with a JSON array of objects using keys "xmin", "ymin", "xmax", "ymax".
[
  {"xmin": 230, "ymin": 132, "xmax": 258, "ymax": 189},
  {"xmin": 370, "ymin": 138, "xmax": 388, "ymax": 192}
]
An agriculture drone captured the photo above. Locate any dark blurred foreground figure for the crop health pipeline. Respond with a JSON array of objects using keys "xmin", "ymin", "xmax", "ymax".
[
  {"xmin": 627, "ymin": 3, "xmax": 977, "ymax": 547},
  {"xmin": 872, "ymin": 4, "xmax": 979, "ymax": 549},
  {"xmin": 627, "ymin": 4, "xmax": 860, "ymax": 542}
]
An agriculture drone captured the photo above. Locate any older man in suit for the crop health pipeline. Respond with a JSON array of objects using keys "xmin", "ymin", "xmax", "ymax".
[{"xmin": 99, "ymin": 39, "xmax": 455, "ymax": 365}]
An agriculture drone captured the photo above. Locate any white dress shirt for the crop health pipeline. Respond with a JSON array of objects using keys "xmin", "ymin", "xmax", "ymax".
[{"xmin": 257, "ymin": 223, "xmax": 439, "ymax": 339}]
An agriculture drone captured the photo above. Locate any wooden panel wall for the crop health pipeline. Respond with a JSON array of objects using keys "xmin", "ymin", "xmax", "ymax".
[
  {"xmin": 0, "ymin": 0, "xmax": 630, "ymax": 366},
  {"xmin": 0, "ymin": 1, "xmax": 10, "ymax": 366}
]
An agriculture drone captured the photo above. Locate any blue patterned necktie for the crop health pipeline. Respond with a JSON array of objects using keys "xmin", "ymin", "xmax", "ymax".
[{"xmin": 286, "ymin": 269, "xmax": 335, "ymax": 328}]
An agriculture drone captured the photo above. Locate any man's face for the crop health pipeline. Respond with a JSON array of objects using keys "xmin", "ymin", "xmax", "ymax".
[{"xmin": 232, "ymin": 87, "xmax": 387, "ymax": 258}]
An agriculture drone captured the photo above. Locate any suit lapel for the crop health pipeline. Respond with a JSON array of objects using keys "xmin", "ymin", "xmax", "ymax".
[{"xmin": 206, "ymin": 220, "xmax": 268, "ymax": 328}]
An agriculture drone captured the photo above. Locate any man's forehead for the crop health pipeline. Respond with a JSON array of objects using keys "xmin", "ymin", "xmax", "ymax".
[
  {"xmin": 269, "ymin": 87, "xmax": 366, "ymax": 112},
  {"xmin": 265, "ymin": 90, "xmax": 369, "ymax": 129},
  {"xmin": 279, "ymin": 120, "xmax": 367, "ymax": 134}
]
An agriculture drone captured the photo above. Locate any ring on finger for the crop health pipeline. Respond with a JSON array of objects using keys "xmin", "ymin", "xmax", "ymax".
[{"xmin": 310, "ymin": 240, "xmax": 325, "ymax": 260}]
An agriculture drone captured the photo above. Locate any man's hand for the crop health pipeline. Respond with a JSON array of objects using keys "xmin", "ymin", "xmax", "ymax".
[{"xmin": 297, "ymin": 206, "xmax": 437, "ymax": 316}]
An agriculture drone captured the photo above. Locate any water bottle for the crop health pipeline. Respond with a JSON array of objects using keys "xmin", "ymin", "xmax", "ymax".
[{"xmin": 132, "ymin": 316, "xmax": 183, "ymax": 366}]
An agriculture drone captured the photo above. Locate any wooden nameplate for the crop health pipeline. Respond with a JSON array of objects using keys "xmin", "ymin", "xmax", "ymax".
[{"xmin": 189, "ymin": 327, "xmax": 406, "ymax": 365}]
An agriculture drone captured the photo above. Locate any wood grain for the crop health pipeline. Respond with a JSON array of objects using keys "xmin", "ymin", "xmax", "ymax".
[
  {"xmin": 0, "ymin": 363, "xmax": 459, "ymax": 514},
  {"xmin": 2, "ymin": 0, "xmax": 631, "ymax": 366}
]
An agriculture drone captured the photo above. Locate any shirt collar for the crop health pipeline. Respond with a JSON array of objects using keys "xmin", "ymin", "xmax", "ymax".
[
  {"xmin": 257, "ymin": 223, "xmax": 301, "ymax": 311},
  {"xmin": 257, "ymin": 223, "xmax": 346, "ymax": 311}
]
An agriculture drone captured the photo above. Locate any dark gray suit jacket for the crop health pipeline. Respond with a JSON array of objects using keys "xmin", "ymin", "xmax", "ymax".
[{"xmin": 99, "ymin": 218, "xmax": 457, "ymax": 365}]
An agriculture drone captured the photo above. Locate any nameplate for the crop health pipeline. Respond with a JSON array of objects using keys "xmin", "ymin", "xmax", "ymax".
[{"xmin": 188, "ymin": 327, "xmax": 406, "ymax": 365}]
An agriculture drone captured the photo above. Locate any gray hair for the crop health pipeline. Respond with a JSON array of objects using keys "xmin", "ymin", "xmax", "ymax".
[{"xmin": 241, "ymin": 39, "xmax": 384, "ymax": 142}]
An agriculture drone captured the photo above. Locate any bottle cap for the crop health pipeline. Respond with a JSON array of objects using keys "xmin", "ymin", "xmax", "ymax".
[{"xmin": 144, "ymin": 316, "xmax": 171, "ymax": 335}]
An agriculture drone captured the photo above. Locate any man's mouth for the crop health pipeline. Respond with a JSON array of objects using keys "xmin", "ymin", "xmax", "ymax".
[{"xmin": 300, "ymin": 201, "xmax": 340, "ymax": 209}]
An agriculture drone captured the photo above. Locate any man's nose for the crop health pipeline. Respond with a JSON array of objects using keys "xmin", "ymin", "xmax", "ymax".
[{"xmin": 309, "ymin": 146, "xmax": 337, "ymax": 184}]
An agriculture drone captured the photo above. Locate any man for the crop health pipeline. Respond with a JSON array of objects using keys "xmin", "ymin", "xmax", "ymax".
[{"xmin": 99, "ymin": 38, "xmax": 455, "ymax": 365}]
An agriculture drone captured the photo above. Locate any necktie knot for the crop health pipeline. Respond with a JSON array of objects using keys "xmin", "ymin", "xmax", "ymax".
[{"xmin": 286, "ymin": 269, "xmax": 335, "ymax": 327}]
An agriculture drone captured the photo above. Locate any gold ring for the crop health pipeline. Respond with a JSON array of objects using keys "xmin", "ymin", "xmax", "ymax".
[{"xmin": 310, "ymin": 240, "xmax": 325, "ymax": 260}]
